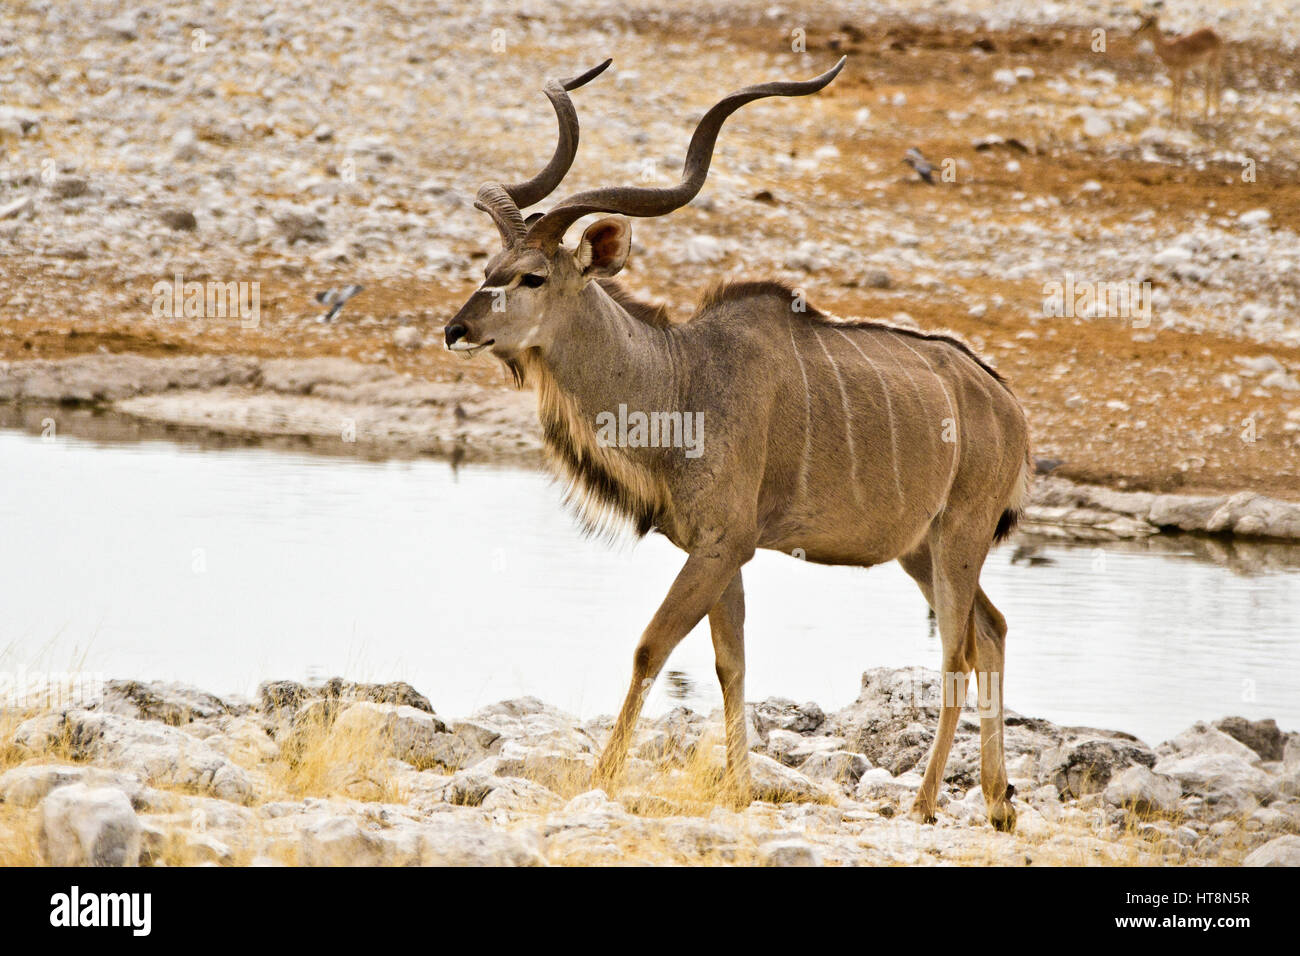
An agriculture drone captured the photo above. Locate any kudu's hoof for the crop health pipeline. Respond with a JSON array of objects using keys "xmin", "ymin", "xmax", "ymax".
[
  {"xmin": 988, "ymin": 800, "xmax": 1017, "ymax": 833},
  {"xmin": 590, "ymin": 766, "xmax": 620, "ymax": 795},
  {"xmin": 909, "ymin": 798, "xmax": 938, "ymax": 826}
]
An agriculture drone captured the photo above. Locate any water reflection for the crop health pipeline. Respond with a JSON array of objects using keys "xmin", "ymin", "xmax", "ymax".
[{"xmin": 1, "ymin": 414, "xmax": 1297, "ymax": 745}]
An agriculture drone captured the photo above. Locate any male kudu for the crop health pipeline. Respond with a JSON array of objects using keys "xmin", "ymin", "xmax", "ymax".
[{"xmin": 445, "ymin": 57, "xmax": 1032, "ymax": 830}]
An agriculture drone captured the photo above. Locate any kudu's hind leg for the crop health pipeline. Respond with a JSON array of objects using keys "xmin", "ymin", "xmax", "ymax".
[
  {"xmin": 899, "ymin": 544, "xmax": 967, "ymax": 823},
  {"xmin": 592, "ymin": 538, "xmax": 754, "ymax": 792},
  {"xmin": 708, "ymin": 572, "xmax": 751, "ymax": 807},
  {"xmin": 915, "ymin": 617, "xmax": 975, "ymax": 824},
  {"xmin": 899, "ymin": 536, "xmax": 996, "ymax": 826},
  {"xmin": 973, "ymin": 587, "xmax": 1015, "ymax": 831}
]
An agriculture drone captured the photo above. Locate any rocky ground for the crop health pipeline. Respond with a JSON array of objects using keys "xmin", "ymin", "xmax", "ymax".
[
  {"xmin": 2, "ymin": 0, "xmax": 1299, "ymax": 501},
  {"xmin": 2, "ymin": 670, "xmax": 1299, "ymax": 866}
]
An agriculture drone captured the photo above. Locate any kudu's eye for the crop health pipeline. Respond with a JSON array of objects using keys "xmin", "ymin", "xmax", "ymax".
[{"xmin": 520, "ymin": 273, "xmax": 546, "ymax": 289}]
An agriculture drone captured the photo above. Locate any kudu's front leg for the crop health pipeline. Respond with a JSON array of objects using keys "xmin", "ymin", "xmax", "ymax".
[
  {"xmin": 592, "ymin": 538, "xmax": 754, "ymax": 792},
  {"xmin": 708, "ymin": 572, "xmax": 750, "ymax": 807}
]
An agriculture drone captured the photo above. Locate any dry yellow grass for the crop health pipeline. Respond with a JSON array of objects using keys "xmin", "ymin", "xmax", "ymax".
[
  {"xmin": 0, "ymin": 801, "xmax": 41, "ymax": 867},
  {"xmin": 259, "ymin": 704, "xmax": 409, "ymax": 805}
]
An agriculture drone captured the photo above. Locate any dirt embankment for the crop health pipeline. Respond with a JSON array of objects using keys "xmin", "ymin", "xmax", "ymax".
[{"xmin": 2, "ymin": 3, "xmax": 1299, "ymax": 507}]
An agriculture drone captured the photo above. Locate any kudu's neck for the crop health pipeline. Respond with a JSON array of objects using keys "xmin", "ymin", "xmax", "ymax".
[
  {"xmin": 533, "ymin": 283, "xmax": 679, "ymax": 415},
  {"xmin": 519, "ymin": 281, "xmax": 681, "ymax": 540}
]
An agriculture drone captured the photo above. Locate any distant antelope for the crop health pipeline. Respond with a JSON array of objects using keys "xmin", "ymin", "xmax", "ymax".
[
  {"xmin": 445, "ymin": 57, "xmax": 1032, "ymax": 831},
  {"xmin": 1134, "ymin": 13, "xmax": 1224, "ymax": 122}
]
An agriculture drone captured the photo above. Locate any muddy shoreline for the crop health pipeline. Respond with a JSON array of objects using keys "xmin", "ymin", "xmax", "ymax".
[{"xmin": 4, "ymin": 352, "xmax": 1300, "ymax": 543}]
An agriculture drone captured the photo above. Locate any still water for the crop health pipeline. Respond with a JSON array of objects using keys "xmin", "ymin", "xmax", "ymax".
[{"xmin": 2, "ymin": 421, "xmax": 1297, "ymax": 745}]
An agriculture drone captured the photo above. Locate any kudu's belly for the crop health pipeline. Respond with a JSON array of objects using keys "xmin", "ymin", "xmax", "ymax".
[{"xmin": 754, "ymin": 454, "xmax": 946, "ymax": 566}]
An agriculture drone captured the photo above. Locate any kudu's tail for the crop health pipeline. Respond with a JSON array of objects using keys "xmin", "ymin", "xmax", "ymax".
[{"xmin": 993, "ymin": 450, "xmax": 1034, "ymax": 544}]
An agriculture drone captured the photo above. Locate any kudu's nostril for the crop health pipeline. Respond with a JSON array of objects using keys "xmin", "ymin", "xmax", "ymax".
[{"xmin": 444, "ymin": 323, "xmax": 468, "ymax": 347}]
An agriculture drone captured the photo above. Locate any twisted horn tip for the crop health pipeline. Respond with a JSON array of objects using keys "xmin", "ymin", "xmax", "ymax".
[
  {"xmin": 561, "ymin": 58, "xmax": 613, "ymax": 92},
  {"xmin": 812, "ymin": 56, "xmax": 847, "ymax": 90}
]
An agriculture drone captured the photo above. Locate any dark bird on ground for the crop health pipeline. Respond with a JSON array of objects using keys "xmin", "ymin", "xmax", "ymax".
[
  {"xmin": 903, "ymin": 147, "xmax": 936, "ymax": 184},
  {"xmin": 315, "ymin": 284, "xmax": 364, "ymax": 323}
]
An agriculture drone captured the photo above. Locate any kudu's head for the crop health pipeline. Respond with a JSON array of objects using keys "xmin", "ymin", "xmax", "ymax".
[{"xmin": 444, "ymin": 56, "xmax": 846, "ymax": 365}]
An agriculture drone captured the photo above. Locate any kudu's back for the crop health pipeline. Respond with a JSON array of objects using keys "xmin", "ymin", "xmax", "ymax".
[{"xmin": 675, "ymin": 287, "xmax": 1031, "ymax": 566}]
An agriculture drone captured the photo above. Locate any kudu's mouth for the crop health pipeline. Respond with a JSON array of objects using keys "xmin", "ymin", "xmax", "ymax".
[
  {"xmin": 448, "ymin": 339, "xmax": 494, "ymax": 357},
  {"xmin": 443, "ymin": 322, "xmax": 494, "ymax": 357}
]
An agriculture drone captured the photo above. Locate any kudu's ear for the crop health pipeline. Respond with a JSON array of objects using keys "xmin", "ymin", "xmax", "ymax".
[{"xmin": 576, "ymin": 216, "xmax": 631, "ymax": 278}]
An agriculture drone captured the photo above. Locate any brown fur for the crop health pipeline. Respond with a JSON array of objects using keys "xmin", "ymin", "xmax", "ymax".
[
  {"xmin": 507, "ymin": 277, "xmax": 1031, "ymax": 547},
  {"xmin": 699, "ymin": 278, "xmax": 1012, "ymax": 388}
]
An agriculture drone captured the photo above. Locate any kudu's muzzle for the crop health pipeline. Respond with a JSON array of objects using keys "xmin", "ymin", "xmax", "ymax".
[{"xmin": 443, "ymin": 292, "xmax": 495, "ymax": 355}]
